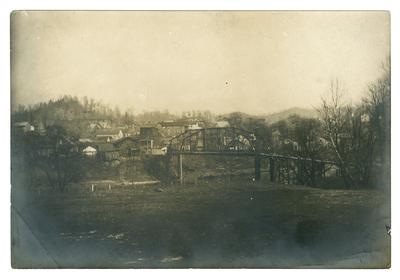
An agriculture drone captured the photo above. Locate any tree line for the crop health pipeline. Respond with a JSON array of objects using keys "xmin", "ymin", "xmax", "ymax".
[
  {"xmin": 224, "ymin": 58, "xmax": 390, "ymax": 189},
  {"xmin": 12, "ymin": 58, "xmax": 390, "ymax": 190}
]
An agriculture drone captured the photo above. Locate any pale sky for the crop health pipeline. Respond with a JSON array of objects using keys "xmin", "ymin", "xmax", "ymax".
[{"xmin": 11, "ymin": 11, "xmax": 390, "ymax": 114}]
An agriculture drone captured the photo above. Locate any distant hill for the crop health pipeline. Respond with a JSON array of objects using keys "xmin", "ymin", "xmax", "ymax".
[
  {"xmin": 11, "ymin": 96, "xmax": 139, "ymax": 137},
  {"xmin": 216, "ymin": 107, "xmax": 318, "ymax": 128},
  {"xmin": 263, "ymin": 107, "xmax": 318, "ymax": 124}
]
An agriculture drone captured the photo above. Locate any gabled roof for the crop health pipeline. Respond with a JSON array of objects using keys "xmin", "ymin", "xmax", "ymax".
[
  {"xmin": 83, "ymin": 146, "xmax": 97, "ymax": 152},
  {"xmin": 113, "ymin": 136, "xmax": 140, "ymax": 145}
]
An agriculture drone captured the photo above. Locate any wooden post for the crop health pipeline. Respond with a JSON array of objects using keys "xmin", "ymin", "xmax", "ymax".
[
  {"xmin": 270, "ymin": 158, "xmax": 275, "ymax": 182},
  {"xmin": 203, "ymin": 129, "xmax": 206, "ymax": 151},
  {"xmin": 165, "ymin": 153, "xmax": 170, "ymax": 183},
  {"xmin": 179, "ymin": 154, "xmax": 183, "ymax": 185},
  {"xmin": 254, "ymin": 155, "xmax": 261, "ymax": 181},
  {"xmin": 91, "ymin": 184, "xmax": 94, "ymax": 192},
  {"xmin": 108, "ymin": 184, "xmax": 111, "ymax": 191}
]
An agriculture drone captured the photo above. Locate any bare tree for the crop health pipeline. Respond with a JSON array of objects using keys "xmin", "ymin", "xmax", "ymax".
[
  {"xmin": 363, "ymin": 57, "xmax": 390, "ymax": 161},
  {"xmin": 292, "ymin": 116, "xmax": 327, "ymax": 186},
  {"xmin": 362, "ymin": 57, "xmax": 391, "ymax": 187},
  {"xmin": 27, "ymin": 126, "xmax": 83, "ymax": 192},
  {"xmin": 318, "ymin": 58, "xmax": 390, "ymax": 189},
  {"xmin": 318, "ymin": 79, "xmax": 355, "ymax": 187},
  {"xmin": 346, "ymin": 106, "xmax": 376, "ymax": 186}
]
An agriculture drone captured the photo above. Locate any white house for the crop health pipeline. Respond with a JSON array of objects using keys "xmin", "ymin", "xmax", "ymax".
[
  {"xmin": 96, "ymin": 129, "xmax": 125, "ymax": 142},
  {"xmin": 83, "ymin": 146, "xmax": 97, "ymax": 157},
  {"xmin": 13, "ymin": 122, "xmax": 35, "ymax": 133},
  {"xmin": 187, "ymin": 123, "xmax": 202, "ymax": 130}
]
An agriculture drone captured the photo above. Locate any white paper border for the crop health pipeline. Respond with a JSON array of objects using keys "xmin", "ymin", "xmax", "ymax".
[{"xmin": 1, "ymin": 0, "xmax": 398, "ymax": 279}]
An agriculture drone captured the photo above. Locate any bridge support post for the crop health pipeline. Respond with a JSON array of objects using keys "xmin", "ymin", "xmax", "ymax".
[
  {"xmin": 179, "ymin": 154, "xmax": 183, "ymax": 185},
  {"xmin": 270, "ymin": 158, "xmax": 275, "ymax": 182},
  {"xmin": 164, "ymin": 153, "xmax": 171, "ymax": 184},
  {"xmin": 254, "ymin": 155, "xmax": 261, "ymax": 181}
]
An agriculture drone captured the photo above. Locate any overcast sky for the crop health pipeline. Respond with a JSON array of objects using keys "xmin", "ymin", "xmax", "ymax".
[{"xmin": 11, "ymin": 11, "xmax": 390, "ymax": 114}]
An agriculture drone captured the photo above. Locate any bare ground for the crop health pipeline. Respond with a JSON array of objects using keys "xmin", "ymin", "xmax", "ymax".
[{"xmin": 11, "ymin": 179, "xmax": 391, "ymax": 268}]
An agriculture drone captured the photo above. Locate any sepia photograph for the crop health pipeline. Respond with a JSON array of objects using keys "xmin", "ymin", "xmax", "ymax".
[{"xmin": 10, "ymin": 11, "xmax": 390, "ymax": 268}]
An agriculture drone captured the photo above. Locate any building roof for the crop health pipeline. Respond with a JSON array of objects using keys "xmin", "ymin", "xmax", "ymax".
[
  {"xmin": 83, "ymin": 146, "xmax": 97, "ymax": 152},
  {"xmin": 13, "ymin": 122, "xmax": 30, "ymax": 127},
  {"xmin": 95, "ymin": 129, "xmax": 123, "ymax": 135},
  {"xmin": 160, "ymin": 120, "xmax": 187, "ymax": 127},
  {"xmin": 114, "ymin": 136, "xmax": 140, "ymax": 145},
  {"xmin": 96, "ymin": 135, "xmax": 115, "ymax": 138},
  {"xmin": 95, "ymin": 136, "xmax": 113, "ymax": 143},
  {"xmin": 187, "ymin": 123, "xmax": 202, "ymax": 130},
  {"xmin": 79, "ymin": 138, "xmax": 93, "ymax": 143},
  {"xmin": 97, "ymin": 143, "xmax": 119, "ymax": 152}
]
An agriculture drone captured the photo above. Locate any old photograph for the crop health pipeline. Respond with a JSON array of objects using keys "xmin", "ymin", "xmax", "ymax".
[{"xmin": 10, "ymin": 11, "xmax": 390, "ymax": 268}]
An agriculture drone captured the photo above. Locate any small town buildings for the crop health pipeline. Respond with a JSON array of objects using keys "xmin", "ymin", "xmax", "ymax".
[
  {"xmin": 96, "ymin": 135, "xmax": 113, "ymax": 143},
  {"xmin": 88, "ymin": 119, "xmax": 112, "ymax": 130},
  {"xmin": 125, "ymin": 127, "xmax": 139, "ymax": 137},
  {"xmin": 13, "ymin": 122, "xmax": 35, "ymax": 134},
  {"xmin": 159, "ymin": 120, "xmax": 187, "ymax": 138},
  {"xmin": 114, "ymin": 136, "xmax": 140, "ymax": 157},
  {"xmin": 97, "ymin": 143, "xmax": 120, "ymax": 161},
  {"xmin": 187, "ymin": 123, "xmax": 202, "ymax": 130},
  {"xmin": 139, "ymin": 139, "xmax": 155, "ymax": 153},
  {"xmin": 139, "ymin": 127, "xmax": 159, "ymax": 138},
  {"xmin": 95, "ymin": 129, "xmax": 125, "ymax": 142},
  {"xmin": 79, "ymin": 138, "xmax": 93, "ymax": 144},
  {"xmin": 159, "ymin": 119, "xmax": 204, "ymax": 138},
  {"xmin": 139, "ymin": 126, "xmax": 163, "ymax": 153},
  {"xmin": 82, "ymin": 146, "xmax": 97, "ymax": 157}
]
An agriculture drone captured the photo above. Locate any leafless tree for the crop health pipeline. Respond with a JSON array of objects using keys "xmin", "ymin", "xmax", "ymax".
[
  {"xmin": 28, "ymin": 126, "xmax": 83, "ymax": 192},
  {"xmin": 362, "ymin": 57, "xmax": 391, "ymax": 186},
  {"xmin": 319, "ymin": 57, "xmax": 390, "ymax": 189},
  {"xmin": 292, "ymin": 116, "xmax": 326, "ymax": 186},
  {"xmin": 318, "ymin": 79, "xmax": 355, "ymax": 187}
]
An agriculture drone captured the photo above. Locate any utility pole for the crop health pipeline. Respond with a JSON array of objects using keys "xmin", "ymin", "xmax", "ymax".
[{"xmin": 179, "ymin": 154, "xmax": 183, "ymax": 185}]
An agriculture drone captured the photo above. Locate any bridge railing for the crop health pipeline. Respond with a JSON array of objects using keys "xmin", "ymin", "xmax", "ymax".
[
  {"xmin": 166, "ymin": 149, "xmax": 339, "ymax": 188},
  {"xmin": 166, "ymin": 127, "xmax": 341, "ymax": 187},
  {"xmin": 168, "ymin": 127, "xmax": 257, "ymax": 153}
]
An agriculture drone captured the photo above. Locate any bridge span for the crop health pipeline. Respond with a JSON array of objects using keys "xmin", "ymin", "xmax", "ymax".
[{"xmin": 164, "ymin": 127, "xmax": 338, "ymax": 187}]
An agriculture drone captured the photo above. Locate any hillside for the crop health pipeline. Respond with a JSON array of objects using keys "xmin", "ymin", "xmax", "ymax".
[
  {"xmin": 217, "ymin": 107, "xmax": 318, "ymax": 127},
  {"xmin": 263, "ymin": 107, "xmax": 318, "ymax": 124}
]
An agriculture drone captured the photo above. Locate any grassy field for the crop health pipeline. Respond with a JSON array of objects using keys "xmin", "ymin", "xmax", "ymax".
[{"xmin": 11, "ymin": 179, "xmax": 390, "ymax": 268}]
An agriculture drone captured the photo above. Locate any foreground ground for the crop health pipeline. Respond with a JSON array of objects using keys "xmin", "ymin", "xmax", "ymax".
[{"xmin": 11, "ymin": 179, "xmax": 390, "ymax": 268}]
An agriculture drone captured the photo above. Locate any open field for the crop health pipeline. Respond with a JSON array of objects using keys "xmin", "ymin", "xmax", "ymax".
[{"xmin": 11, "ymin": 179, "xmax": 390, "ymax": 268}]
